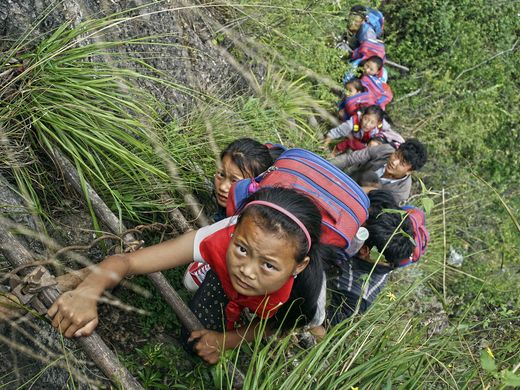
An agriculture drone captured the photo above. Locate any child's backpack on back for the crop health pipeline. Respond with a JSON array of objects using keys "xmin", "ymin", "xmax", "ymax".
[
  {"xmin": 226, "ymin": 148, "xmax": 370, "ymax": 250},
  {"xmin": 339, "ymin": 91, "xmax": 377, "ymax": 120},
  {"xmin": 352, "ymin": 39, "xmax": 386, "ymax": 63},
  {"xmin": 361, "ymin": 74, "xmax": 393, "ymax": 110},
  {"xmin": 398, "ymin": 206, "xmax": 430, "ymax": 267},
  {"xmin": 356, "ymin": 7, "xmax": 385, "ymax": 41},
  {"xmin": 365, "ymin": 7, "xmax": 384, "ymax": 38}
]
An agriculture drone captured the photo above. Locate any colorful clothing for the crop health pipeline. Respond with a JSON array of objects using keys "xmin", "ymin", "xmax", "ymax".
[
  {"xmin": 360, "ymin": 74, "xmax": 393, "ymax": 110},
  {"xmin": 327, "ymin": 256, "xmax": 392, "ymax": 325},
  {"xmin": 338, "ymin": 91, "xmax": 377, "ymax": 120},
  {"xmin": 193, "ymin": 217, "xmax": 293, "ymax": 330},
  {"xmin": 327, "ymin": 113, "xmax": 393, "ymax": 153}
]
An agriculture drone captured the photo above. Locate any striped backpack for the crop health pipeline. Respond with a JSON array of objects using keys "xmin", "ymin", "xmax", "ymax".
[
  {"xmin": 339, "ymin": 91, "xmax": 377, "ymax": 120},
  {"xmin": 361, "ymin": 74, "xmax": 393, "ymax": 110},
  {"xmin": 398, "ymin": 206, "xmax": 430, "ymax": 267},
  {"xmin": 226, "ymin": 148, "xmax": 370, "ymax": 251}
]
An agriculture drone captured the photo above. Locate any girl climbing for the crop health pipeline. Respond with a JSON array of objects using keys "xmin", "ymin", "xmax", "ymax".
[
  {"xmin": 324, "ymin": 105, "xmax": 404, "ymax": 155},
  {"xmin": 212, "ymin": 138, "xmax": 274, "ymax": 221},
  {"xmin": 338, "ymin": 78, "xmax": 377, "ymax": 121},
  {"xmin": 186, "ymin": 137, "xmax": 275, "ymax": 290},
  {"xmin": 48, "ymin": 187, "xmax": 331, "ymax": 364}
]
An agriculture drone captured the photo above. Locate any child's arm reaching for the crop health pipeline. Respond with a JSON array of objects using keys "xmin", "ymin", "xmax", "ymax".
[
  {"xmin": 327, "ymin": 120, "xmax": 354, "ymax": 140},
  {"xmin": 47, "ymin": 230, "xmax": 197, "ymax": 338}
]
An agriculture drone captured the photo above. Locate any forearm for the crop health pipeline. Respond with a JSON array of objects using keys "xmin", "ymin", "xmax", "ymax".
[
  {"xmin": 73, "ymin": 229, "xmax": 197, "ymax": 297},
  {"xmin": 327, "ymin": 121, "xmax": 352, "ymax": 139},
  {"xmin": 74, "ymin": 254, "xmax": 130, "ymax": 299}
]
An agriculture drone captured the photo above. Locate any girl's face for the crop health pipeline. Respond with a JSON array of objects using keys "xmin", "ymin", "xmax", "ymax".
[
  {"xmin": 345, "ymin": 83, "xmax": 359, "ymax": 97},
  {"xmin": 361, "ymin": 112, "xmax": 381, "ymax": 132},
  {"xmin": 363, "ymin": 61, "xmax": 379, "ymax": 76},
  {"xmin": 214, "ymin": 155, "xmax": 247, "ymax": 207},
  {"xmin": 226, "ymin": 215, "xmax": 309, "ymax": 296},
  {"xmin": 348, "ymin": 15, "xmax": 364, "ymax": 33}
]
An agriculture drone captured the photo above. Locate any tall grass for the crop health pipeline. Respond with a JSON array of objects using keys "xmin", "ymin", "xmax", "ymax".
[{"xmin": 1, "ymin": 0, "xmax": 518, "ymax": 388}]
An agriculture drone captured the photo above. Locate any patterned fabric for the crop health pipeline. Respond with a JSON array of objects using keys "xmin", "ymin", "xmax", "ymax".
[{"xmin": 327, "ymin": 256, "xmax": 391, "ymax": 325}]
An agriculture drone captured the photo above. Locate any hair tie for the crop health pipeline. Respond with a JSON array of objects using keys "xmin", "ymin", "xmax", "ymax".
[{"xmin": 244, "ymin": 200, "xmax": 312, "ymax": 253}]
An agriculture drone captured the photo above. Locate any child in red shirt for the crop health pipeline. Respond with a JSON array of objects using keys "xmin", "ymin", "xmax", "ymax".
[{"xmin": 48, "ymin": 187, "xmax": 335, "ymax": 364}]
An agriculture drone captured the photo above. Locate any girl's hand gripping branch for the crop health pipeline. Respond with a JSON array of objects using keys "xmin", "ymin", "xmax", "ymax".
[
  {"xmin": 47, "ymin": 286, "xmax": 100, "ymax": 338},
  {"xmin": 47, "ymin": 230, "xmax": 197, "ymax": 338},
  {"xmin": 189, "ymin": 329, "xmax": 225, "ymax": 364}
]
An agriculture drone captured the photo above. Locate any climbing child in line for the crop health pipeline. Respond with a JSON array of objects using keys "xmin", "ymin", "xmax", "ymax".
[
  {"xmin": 362, "ymin": 55, "xmax": 388, "ymax": 82},
  {"xmin": 327, "ymin": 190, "xmax": 415, "ymax": 325},
  {"xmin": 349, "ymin": 169, "xmax": 382, "ymax": 194},
  {"xmin": 324, "ymin": 105, "xmax": 404, "ymax": 156},
  {"xmin": 212, "ymin": 138, "xmax": 274, "ymax": 222},
  {"xmin": 347, "ymin": 5, "xmax": 384, "ymax": 48},
  {"xmin": 185, "ymin": 138, "xmax": 275, "ymax": 291},
  {"xmin": 338, "ymin": 78, "xmax": 377, "ymax": 121},
  {"xmin": 360, "ymin": 56, "xmax": 393, "ymax": 109},
  {"xmin": 48, "ymin": 187, "xmax": 335, "ymax": 365}
]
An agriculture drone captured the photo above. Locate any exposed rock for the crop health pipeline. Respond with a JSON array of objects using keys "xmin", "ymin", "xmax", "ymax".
[{"xmin": 0, "ymin": 0, "xmax": 248, "ymax": 117}]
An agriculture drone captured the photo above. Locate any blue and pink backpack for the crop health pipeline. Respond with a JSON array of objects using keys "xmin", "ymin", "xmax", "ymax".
[
  {"xmin": 355, "ymin": 7, "xmax": 385, "ymax": 42},
  {"xmin": 398, "ymin": 206, "xmax": 430, "ymax": 267},
  {"xmin": 352, "ymin": 39, "xmax": 386, "ymax": 63},
  {"xmin": 339, "ymin": 91, "xmax": 377, "ymax": 120},
  {"xmin": 226, "ymin": 148, "xmax": 370, "ymax": 251},
  {"xmin": 361, "ymin": 74, "xmax": 393, "ymax": 110}
]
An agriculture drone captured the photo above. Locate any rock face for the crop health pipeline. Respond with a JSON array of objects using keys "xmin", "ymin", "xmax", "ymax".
[
  {"xmin": 1, "ymin": 1, "xmax": 248, "ymax": 388},
  {"xmin": 0, "ymin": 0, "xmax": 247, "ymax": 117}
]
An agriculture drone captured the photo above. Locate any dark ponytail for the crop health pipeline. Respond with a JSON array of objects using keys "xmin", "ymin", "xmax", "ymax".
[{"xmin": 237, "ymin": 187, "xmax": 342, "ymax": 330}]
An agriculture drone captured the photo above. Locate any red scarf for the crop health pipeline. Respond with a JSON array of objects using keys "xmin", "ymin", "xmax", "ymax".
[{"xmin": 199, "ymin": 224, "xmax": 294, "ymax": 330}]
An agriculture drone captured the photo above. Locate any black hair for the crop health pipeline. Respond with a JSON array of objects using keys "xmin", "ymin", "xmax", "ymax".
[
  {"xmin": 264, "ymin": 143, "xmax": 286, "ymax": 161},
  {"xmin": 399, "ymin": 139, "xmax": 428, "ymax": 171},
  {"xmin": 365, "ymin": 56, "xmax": 384, "ymax": 70},
  {"xmin": 221, "ymin": 138, "xmax": 273, "ymax": 178},
  {"xmin": 362, "ymin": 104, "xmax": 393, "ymax": 126},
  {"xmin": 350, "ymin": 169, "xmax": 381, "ymax": 189},
  {"xmin": 350, "ymin": 5, "xmax": 368, "ymax": 17},
  {"xmin": 364, "ymin": 210, "xmax": 414, "ymax": 267},
  {"xmin": 367, "ymin": 189, "xmax": 399, "ymax": 214},
  {"xmin": 238, "ymin": 187, "xmax": 340, "ymax": 330},
  {"xmin": 346, "ymin": 78, "xmax": 364, "ymax": 92}
]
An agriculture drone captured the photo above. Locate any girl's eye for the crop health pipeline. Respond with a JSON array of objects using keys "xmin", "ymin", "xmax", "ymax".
[
  {"xmin": 236, "ymin": 244, "xmax": 247, "ymax": 256},
  {"xmin": 262, "ymin": 262, "xmax": 278, "ymax": 271},
  {"xmin": 215, "ymin": 171, "xmax": 225, "ymax": 179}
]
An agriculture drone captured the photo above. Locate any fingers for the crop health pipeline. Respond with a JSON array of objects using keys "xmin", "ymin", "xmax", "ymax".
[
  {"xmin": 188, "ymin": 329, "xmax": 209, "ymax": 342},
  {"xmin": 47, "ymin": 301, "xmax": 59, "ymax": 317},
  {"xmin": 47, "ymin": 293, "xmax": 98, "ymax": 338},
  {"xmin": 74, "ymin": 318, "xmax": 98, "ymax": 338}
]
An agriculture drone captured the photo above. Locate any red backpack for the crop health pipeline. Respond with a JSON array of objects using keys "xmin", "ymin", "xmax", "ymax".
[
  {"xmin": 226, "ymin": 148, "xmax": 370, "ymax": 250},
  {"xmin": 352, "ymin": 39, "xmax": 386, "ymax": 63},
  {"xmin": 361, "ymin": 74, "xmax": 393, "ymax": 110},
  {"xmin": 341, "ymin": 91, "xmax": 377, "ymax": 120},
  {"xmin": 398, "ymin": 206, "xmax": 430, "ymax": 267}
]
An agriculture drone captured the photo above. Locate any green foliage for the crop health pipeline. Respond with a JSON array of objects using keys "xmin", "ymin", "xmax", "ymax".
[
  {"xmin": 123, "ymin": 342, "xmax": 212, "ymax": 389},
  {"xmin": 2, "ymin": 0, "xmax": 518, "ymax": 388}
]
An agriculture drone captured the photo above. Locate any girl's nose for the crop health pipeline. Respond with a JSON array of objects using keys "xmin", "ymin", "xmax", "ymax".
[
  {"xmin": 240, "ymin": 264, "xmax": 256, "ymax": 280},
  {"xmin": 219, "ymin": 178, "xmax": 231, "ymax": 193}
]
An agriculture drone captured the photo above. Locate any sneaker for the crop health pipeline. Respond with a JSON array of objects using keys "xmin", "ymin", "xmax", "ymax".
[{"xmin": 183, "ymin": 262, "xmax": 211, "ymax": 292}]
